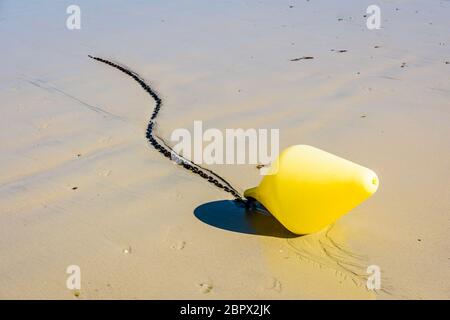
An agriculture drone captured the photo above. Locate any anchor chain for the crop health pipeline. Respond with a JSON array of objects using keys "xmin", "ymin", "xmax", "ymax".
[{"xmin": 89, "ymin": 55, "xmax": 244, "ymax": 200}]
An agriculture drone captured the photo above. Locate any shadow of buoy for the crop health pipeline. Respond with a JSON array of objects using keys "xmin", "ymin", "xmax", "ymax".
[{"xmin": 193, "ymin": 200, "xmax": 298, "ymax": 238}]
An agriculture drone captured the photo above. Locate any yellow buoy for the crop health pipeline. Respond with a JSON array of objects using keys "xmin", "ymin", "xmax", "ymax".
[{"xmin": 244, "ymin": 145, "xmax": 379, "ymax": 235}]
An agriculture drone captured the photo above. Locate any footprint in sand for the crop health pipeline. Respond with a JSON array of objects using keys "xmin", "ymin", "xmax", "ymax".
[
  {"xmin": 37, "ymin": 122, "xmax": 50, "ymax": 130},
  {"xmin": 279, "ymin": 248, "xmax": 290, "ymax": 259},
  {"xmin": 175, "ymin": 190, "xmax": 183, "ymax": 199},
  {"xmin": 165, "ymin": 226, "xmax": 187, "ymax": 250},
  {"xmin": 171, "ymin": 240, "xmax": 186, "ymax": 250},
  {"xmin": 264, "ymin": 276, "xmax": 282, "ymax": 292},
  {"xmin": 98, "ymin": 136, "xmax": 112, "ymax": 144},
  {"xmin": 197, "ymin": 282, "xmax": 213, "ymax": 294},
  {"xmin": 98, "ymin": 169, "xmax": 112, "ymax": 177}
]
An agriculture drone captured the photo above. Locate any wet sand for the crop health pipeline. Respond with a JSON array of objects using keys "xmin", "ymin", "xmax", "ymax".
[{"xmin": 0, "ymin": 0, "xmax": 449, "ymax": 299}]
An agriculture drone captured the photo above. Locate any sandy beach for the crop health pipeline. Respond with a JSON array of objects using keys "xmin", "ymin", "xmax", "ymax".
[{"xmin": 0, "ymin": 0, "xmax": 449, "ymax": 299}]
